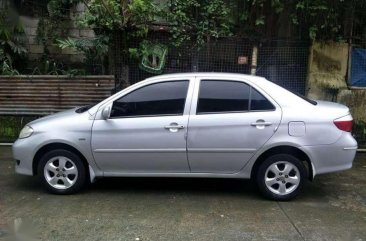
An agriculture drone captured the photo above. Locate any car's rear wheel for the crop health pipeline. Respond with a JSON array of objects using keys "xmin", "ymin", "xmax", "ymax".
[
  {"xmin": 38, "ymin": 149, "xmax": 87, "ymax": 194},
  {"xmin": 256, "ymin": 154, "xmax": 307, "ymax": 201}
]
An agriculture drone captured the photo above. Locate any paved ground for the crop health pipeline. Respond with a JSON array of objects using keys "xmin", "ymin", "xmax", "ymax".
[{"xmin": 0, "ymin": 146, "xmax": 365, "ymax": 241}]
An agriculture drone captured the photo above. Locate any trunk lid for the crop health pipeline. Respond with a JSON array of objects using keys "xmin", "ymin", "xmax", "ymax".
[{"xmin": 315, "ymin": 100, "xmax": 350, "ymax": 118}]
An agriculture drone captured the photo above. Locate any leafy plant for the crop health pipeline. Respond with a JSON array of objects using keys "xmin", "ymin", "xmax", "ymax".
[
  {"xmin": 167, "ymin": 0, "xmax": 232, "ymax": 49},
  {"xmin": 1, "ymin": 59, "xmax": 20, "ymax": 76},
  {"xmin": 36, "ymin": 0, "xmax": 83, "ymax": 61},
  {"xmin": 0, "ymin": 4, "xmax": 27, "ymax": 74},
  {"xmin": 57, "ymin": 37, "xmax": 108, "ymax": 59},
  {"xmin": 291, "ymin": 0, "xmax": 341, "ymax": 40},
  {"xmin": 231, "ymin": 0, "xmax": 366, "ymax": 41},
  {"xmin": 80, "ymin": 0, "xmax": 159, "ymax": 36},
  {"xmin": 79, "ymin": 0, "xmax": 162, "ymax": 86},
  {"xmin": 57, "ymin": 36, "xmax": 109, "ymax": 74},
  {"xmin": 31, "ymin": 60, "xmax": 61, "ymax": 75},
  {"xmin": 31, "ymin": 59, "xmax": 85, "ymax": 77}
]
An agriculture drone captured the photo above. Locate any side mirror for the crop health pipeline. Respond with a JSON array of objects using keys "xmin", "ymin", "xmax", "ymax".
[{"xmin": 101, "ymin": 106, "xmax": 111, "ymax": 120}]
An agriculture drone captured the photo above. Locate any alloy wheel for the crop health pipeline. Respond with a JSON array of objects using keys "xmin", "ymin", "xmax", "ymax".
[
  {"xmin": 264, "ymin": 161, "xmax": 300, "ymax": 195},
  {"xmin": 43, "ymin": 156, "xmax": 79, "ymax": 190}
]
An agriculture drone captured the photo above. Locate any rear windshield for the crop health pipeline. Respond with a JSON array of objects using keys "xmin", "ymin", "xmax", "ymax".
[{"xmin": 290, "ymin": 90, "xmax": 317, "ymax": 105}]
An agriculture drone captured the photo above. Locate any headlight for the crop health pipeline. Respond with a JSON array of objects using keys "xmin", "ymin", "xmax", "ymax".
[{"xmin": 19, "ymin": 126, "xmax": 34, "ymax": 139}]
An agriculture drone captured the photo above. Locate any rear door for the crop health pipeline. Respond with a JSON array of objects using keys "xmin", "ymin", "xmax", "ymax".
[{"xmin": 187, "ymin": 78, "xmax": 282, "ymax": 173}]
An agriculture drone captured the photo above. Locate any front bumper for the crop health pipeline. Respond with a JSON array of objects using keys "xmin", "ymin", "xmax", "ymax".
[
  {"xmin": 13, "ymin": 138, "xmax": 35, "ymax": 176},
  {"xmin": 300, "ymin": 132, "xmax": 358, "ymax": 176}
]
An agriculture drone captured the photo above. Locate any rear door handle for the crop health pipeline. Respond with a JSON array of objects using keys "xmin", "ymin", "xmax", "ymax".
[
  {"xmin": 250, "ymin": 122, "xmax": 272, "ymax": 126},
  {"xmin": 251, "ymin": 119, "xmax": 273, "ymax": 130}
]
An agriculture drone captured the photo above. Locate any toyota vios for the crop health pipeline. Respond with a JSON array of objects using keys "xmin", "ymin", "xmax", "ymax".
[{"xmin": 13, "ymin": 73, "xmax": 358, "ymax": 200}]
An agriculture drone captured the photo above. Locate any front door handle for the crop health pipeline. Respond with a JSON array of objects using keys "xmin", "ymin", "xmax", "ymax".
[{"xmin": 164, "ymin": 123, "xmax": 185, "ymax": 132}]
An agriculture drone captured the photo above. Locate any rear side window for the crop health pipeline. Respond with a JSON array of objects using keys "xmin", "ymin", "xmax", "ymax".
[
  {"xmin": 250, "ymin": 88, "xmax": 275, "ymax": 110},
  {"xmin": 111, "ymin": 80, "xmax": 189, "ymax": 118},
  {"xmin": 197, "ymin": 80, "xmax": 274, "ymax": 114},
  {"xmin": 197, "ymin": 80, "xmax": 250, "ymax": 113}
]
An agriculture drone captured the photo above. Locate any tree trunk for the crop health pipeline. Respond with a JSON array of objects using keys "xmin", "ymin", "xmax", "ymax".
[{"xmin": 111, "ymin": 30, "xmax": 129, "ymax": 91}]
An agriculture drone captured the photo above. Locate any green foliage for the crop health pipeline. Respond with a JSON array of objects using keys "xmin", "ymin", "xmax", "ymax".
[
  {"xmin": 31, "ymin": 59, "xmax": 86, "ymax": 77},
  {"xmin": 80, "ymin": 0, "xmax": 159, "ymax": 36},
  {"xmin": 57, "ymin": 37, "xmax": 108, "ymax": 57},
  {"xmin": 353, "ymin": 121, "xmax": 366, "ymax": 147},
  {"xmin": 31, "ymin": 60, "xmax": 61, "ymax": 75},
  {"xmin": 57, "ymin": 36, "xmax": 109, "ymax": 74},
  {"xmin": 0, "ymin": 116, "xmax": 39, "ymax": 142},
  {"xmin": 0, "ymin": 5, "xmax": 27, "ymax": 75},
  {"xmin": 57, "ymin": 36, "xmax": 107, "ymax": 57},
  {"xmin": 36, "ymin": 0, "xmax": 82, "ymax": 61},
  {"xmin": 234, "ymin": 0, "xmax": 271, "ymax": 37},
  {"xmin": 167, "ymin": 0, "xmax": 232, "ymax": 48},
  {"xmin": 128, "ymin": 40, "xmax": 150, "ymax": 59},
  {"xmin": 1, "ymin": 58, "xmax": 20, "ymax": 76},
  {"xmin": 232, "ymin": 0, "xmax": 366, "ymax": 41},
  {"xmin": 79, "ymin": 0, "xmax": 162, "ymax": 80},
  {"xmin": 292, "ymin": 0, "xmax": 341, "ymax": 40}
]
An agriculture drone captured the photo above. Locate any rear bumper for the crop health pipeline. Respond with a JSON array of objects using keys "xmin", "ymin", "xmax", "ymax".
[{"xmin": 300, "ymin": 133, "xmax": 357, "ymax": 176}]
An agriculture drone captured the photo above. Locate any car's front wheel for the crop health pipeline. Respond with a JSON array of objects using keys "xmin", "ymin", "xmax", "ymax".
[
  {"xmin": 38, "ymin": 149, "xmax": 87, "ymax": 194},
  {"xmin": 256, "ymin": 154, "xmax": 307, "ymax": 201}
]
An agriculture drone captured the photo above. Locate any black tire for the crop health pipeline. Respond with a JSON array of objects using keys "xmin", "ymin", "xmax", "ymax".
[
  {"xmin": 256, "ymin": 154, "xmax": 307, "ymax": 201},
  {"xmin": 38, "ymin": 149, "xmax": 87, "ymax": 194}
]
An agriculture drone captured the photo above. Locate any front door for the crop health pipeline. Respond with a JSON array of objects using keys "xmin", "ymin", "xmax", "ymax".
[
  {"xmin": 91, "ymin": 80, "xmax": 192, "ymax": 174},
  {"xmin": 187, "ymin": 79, "xmax": 282, "ymax": 173}
]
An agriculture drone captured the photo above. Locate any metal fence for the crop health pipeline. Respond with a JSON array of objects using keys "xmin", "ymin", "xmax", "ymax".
[
  {"xmin": 1, "ymin": 1, "xmax": 311, "ymax": 143},
  {"xmin": 349, "ymin": 36, "xmax": 366, "ymax": 147},
  {"xmin": 126, "ymin": 36, "xmax": 309, "ymax": 95}
]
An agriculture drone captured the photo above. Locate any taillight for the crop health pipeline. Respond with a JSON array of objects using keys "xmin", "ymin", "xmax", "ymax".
[{"xmin": 334, "ymin": 115, "xmax": 353, "ymax": 132}]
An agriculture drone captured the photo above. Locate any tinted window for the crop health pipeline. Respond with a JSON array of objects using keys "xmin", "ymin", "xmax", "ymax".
[
  {"xmin": 110, "ymin": 81, "xmax": 189, "ymax": 118},
  {"xmin": 197, "ymin": 80, "xmax": 250, "ymax": 113},
  {"xmin": 250, "ymin": 88, "xmax": 275, "ymax": 110}
]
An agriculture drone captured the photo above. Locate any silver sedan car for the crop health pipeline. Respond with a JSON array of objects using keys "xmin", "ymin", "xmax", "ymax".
[{"xmin": 13, "ymin": 73, "xmax": 357, "ymax": 200}]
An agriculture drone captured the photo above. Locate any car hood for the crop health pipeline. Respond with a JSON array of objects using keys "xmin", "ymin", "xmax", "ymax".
[{"xmin": 28, "ymin": 108, "xmax": 82, "ymax": 126}]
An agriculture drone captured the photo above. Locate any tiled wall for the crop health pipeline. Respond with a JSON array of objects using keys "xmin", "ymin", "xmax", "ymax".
[{"xmin": 20, "ymin": 3, "xmax": 94, "ymax": 63}]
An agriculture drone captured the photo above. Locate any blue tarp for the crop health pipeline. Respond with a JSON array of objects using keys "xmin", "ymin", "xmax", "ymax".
[{"xmin": 351, "ymin": 48, "xmax": 366, "ymax": 87}]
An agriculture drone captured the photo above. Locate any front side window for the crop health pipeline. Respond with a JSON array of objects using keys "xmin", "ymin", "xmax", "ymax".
[
  {"xmin": 197, "ymin": 80, "xmax": 274, "ymax": 114},
  {"xmin": 110, "ymin": 80, "xmax": 189, "ymax": 118}
]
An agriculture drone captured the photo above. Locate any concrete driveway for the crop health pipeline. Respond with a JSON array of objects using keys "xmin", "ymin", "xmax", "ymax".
[{"xmin": 0, "ymin": 146, "xmax": 365, "ymax": 241}]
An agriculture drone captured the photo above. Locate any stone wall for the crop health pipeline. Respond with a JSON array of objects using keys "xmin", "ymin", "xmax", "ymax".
[
  {"xmin": 307, "ymin": 42, "xmax": 366, "ymax": 142},
  {"xmin": 307, "ymin": 42, "xmax": 349, "ymax": 100},
  {"xmin": 19, "ymin": 3, "xmax": 94, "ymax": 63}
]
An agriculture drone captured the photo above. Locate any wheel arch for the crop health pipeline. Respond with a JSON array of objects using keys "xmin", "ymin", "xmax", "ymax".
[
  {"xmin": 33, "ymin": 142, "xmax": 90, "ymax": 176},
  {"xmin": 250, "ymin": 145, "xmax": 313, "ymax": 181}
]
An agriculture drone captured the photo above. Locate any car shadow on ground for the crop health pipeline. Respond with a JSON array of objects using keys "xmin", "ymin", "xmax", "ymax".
[
  {"xmin": 89, "ymin": 177, "xmax": 329, "ymax": 200},
  {"xmin": 13, "ymin": 173, "xmax": 330, "ymax": 202},
  {"xmin": 91, "ymin": 177, "xmax": 257, "ymax": 194}
]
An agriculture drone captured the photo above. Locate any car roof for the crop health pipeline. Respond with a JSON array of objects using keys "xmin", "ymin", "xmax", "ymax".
[
  {"xmin": 145, "ymin": 72, "xmax": 266, "ymax": 82},
  {"xmin": 88, "ymin": 72, "xmax": 313, "ymax": 115}
]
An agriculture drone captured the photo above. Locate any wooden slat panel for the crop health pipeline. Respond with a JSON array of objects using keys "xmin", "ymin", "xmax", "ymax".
[
  {"xmin": 0, "ymin": 75, "xmax": 115, "ymax": 115},
  {"xmin": 0, "ymin": 91, "xmax": 111, "ymax": 98},
  {"xmin": 0, "ymin": 96, "xmax": 106, "ymax": 101}
]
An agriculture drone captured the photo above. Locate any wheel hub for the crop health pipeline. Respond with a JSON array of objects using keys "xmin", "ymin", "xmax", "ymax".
[
  {"xmin": 264, "ymin": 161, "xmax": 300, "ymax": 196},
  {"xmin": 44, "ymin": 156, "xmax": 78, "ymax": 190}
]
